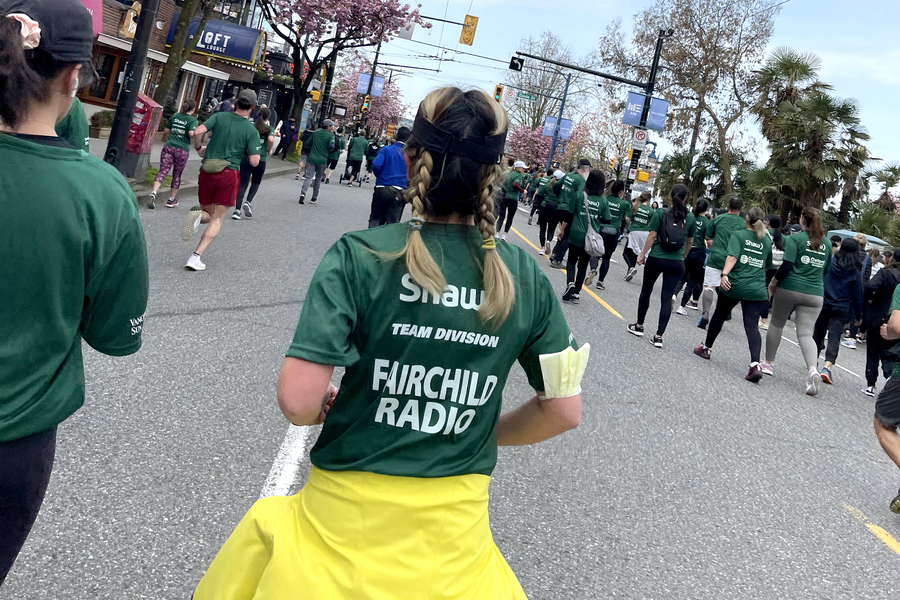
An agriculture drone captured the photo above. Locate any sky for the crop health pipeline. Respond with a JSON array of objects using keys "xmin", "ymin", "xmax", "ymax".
[{"xmin": 364, "ymin": 0, "xmax": 900, "ymax": 167}]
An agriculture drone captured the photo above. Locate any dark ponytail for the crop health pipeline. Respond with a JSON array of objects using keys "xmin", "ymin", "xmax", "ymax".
[
  {"xmin": 0, "ymin": 15, "xmax": 43, "ymax": 127},
  {"xmin": 693, "ymin": 198, "xmax": 709, "ymax": 218},
  {"xmin": 767, "ymin": 214, "xmax": 784, "ymax": 251},
  {"xmin": 801, "ymin": 207, "xmax": 825, "ymax": 250},
  {"xmin": 670, "ymin": 183, "xmax": 689, "ymax": 221}
]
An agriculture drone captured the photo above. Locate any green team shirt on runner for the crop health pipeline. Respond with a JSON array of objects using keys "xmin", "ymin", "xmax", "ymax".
[
  {"xmin": 505, "ymin": 171, "xmax": 523, "ymax": 200},
  {"xmin": 630, "ymin": 204, "xmax": 653, "ymax": 232},
  {"xmin": 55, "ymin": 97, "xmax": 89, "ymax": 152},
  {"xmin": 166, "ymin": 112, "xmax": 199, "ymax": 151},
  {"xmin": 307, "ymin": 128, "xmax": 334, "ymax": 165},
  {"xmin": 0, "ymin": 133, "xmax": 149, "ymax": 442},
  {"xmin": 604, "ymin": 195, "xmax": 631, "ymax": 232},
  {"xmin": 287, "ymin": 223, "xmax": 578, "ymax": 478},
  {"xmin": 558, "ymin": 172, "xmax": 586, "ymax": 214},
  {"xmin": 202, "ymin": 112, "xmax": 260, "ymax": 171},
  {"xmin": 257, "ymin": 125, "xmax": 271, "ymax": 163},
  {"xmin": 647, "ymin": 209, "xmax": 696, "ymax": 261},
  {"xmin": 570, "ymin": 194, "xmax": 610, "ymax": 248},
  {"xmin": 692, "ymin": 215, "xmax": 710, "ymax": 249},
  {"xmin": 721, "ymin": 230, "xmax": 772, "ymax": 302},
  {"xmin": 706, "ymin": 213, "xmax": 747, "ymax": 270},
  {"xmin": 348, "ymin": 136, "xmax": 368, "ymax": 161},
  {"xmin": 537, "ymin": 179, "xmax": 558, "ymax": 207},
  {"xmin": 779, "ymin": 231, "xmax": 830, "ymax": 296}
]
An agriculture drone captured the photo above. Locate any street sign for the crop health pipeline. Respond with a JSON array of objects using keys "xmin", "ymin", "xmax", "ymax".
[
  {"xmin": 398, "ymin": 22, "xmax": 415, "ymax": 40},
  {"xmin": 516, "ymin": 92, "xmax": 537, "ymax": 101},
  {"xmin": 629, "ymin": 168, "xmax": 638, "ymax": 179},
  {"xmin": 632, "ymin": 128, "xmax": 647, "ymax": 151},
  {"xmin": 509, "ymin": 57, "xmax": 524, "ymax": 71},
  {"xmin": 459, "ymin": 15, "xmax": 478, "ymax": 46}
]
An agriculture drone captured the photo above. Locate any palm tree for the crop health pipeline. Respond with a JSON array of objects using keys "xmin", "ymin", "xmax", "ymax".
[
  {"xmin": 654, "ymin": 149, "xmax": 707, "ymax": 201},
  {"xmin": 874, "ymin": 162, "xmax": 900, "ymax": 212},
  {"xmin": 837, "ymin": 147, "xmax": 873, "ymax": 224}
]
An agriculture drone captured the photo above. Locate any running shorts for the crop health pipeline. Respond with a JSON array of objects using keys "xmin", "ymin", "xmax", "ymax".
[
  {"xmin": 875, "ymin": 377, "xmax": 900, "ymax": 428},
  {"xmin": 327, "ymin": 158, "xmax": 339, "ymax": 170},
  {"xmin": 198, "ymin": 169, "xmax": 240, "ymax": 208}
]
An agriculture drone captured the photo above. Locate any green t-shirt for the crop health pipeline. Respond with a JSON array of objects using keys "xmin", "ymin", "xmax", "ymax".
[
  {"xmin": 348, "ymin": 136, "xmax": 368, "ymax": 161},
  {"xmin": 55, "ymin": 97, "xmax": 89, "ymax": 152},
  {"xmin": 706, "ymin": 213, "xmax": 747, "ymax": 270},
  {"xmin": 891, "ymin": 286, "xmax": 900, "ymax": 377},
  {"xmin": 721, "ymin": 229, "xmax": 772, "ymax": 301},
  {"xmin": 779, "ymin": 231, "xmax": 830, "ymax": 296},
  {"xmin": 537, "ymin": 179, "xmax": 559, "ymax": 207},
  {"xmin": 328, "ymin": 135, "xmax": 345, "ymax": 160},
  {"xmin": 531, "ymin": 174, "xmax": 543, "ymax": 189},
  {"xmin": 570, "ymin": 194, "xmax": 611, "ymax": 248},
  {"xmin": 166, "ymin": 112, "xmax": 199, "ymax": 151},
  {"xmin": 630, "ymin": 204, "xmax": 653, "ymax": 232},
  {"xmin": 202, "ymin": 112, "xmax": 260, "ymax": 171},
  {"xmin": 558, "ymin": 172, "xmax": 586, "ymax": 216},
  {"xmin": 307, "ymin": 128, "xmax": 335, "ymax": 165},
  {"xmin": 256, "ymin": 124, "xmax": 271, "ymax": 163},
  {"xmin": 0, "ymin": 134, "xmax": 149, "ymax": 442},
  {"xmin": 692, "ymin": 215, "xmax": 710, "ymax": 249},
  {"xmin": 647, "ymin": 209, "xmax": 697, "ymax": 261},
  {"xmin": 287, "ymin": 223, "xmax": 578, "ymax": 478},
  {"xmin": 505, "ymin": 170, "xmax": 524, "ymax": 200},
  {"xmin": 534, "ymin": 176, "xmax": 549, "ymax": 194},
  {"xmin": 604, "ymin": 195, "xmax": 631, "ymax": 232}
]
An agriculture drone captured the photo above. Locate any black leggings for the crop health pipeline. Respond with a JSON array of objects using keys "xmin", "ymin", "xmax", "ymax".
[
  {"xmin": 705, "ymin": 292, "xmax": 769, "ymax": 363},
  {"xmin": 866, "ymin": 324, "xmax": 898, "ymax": 386},
  {"xmin": 530, "ymin": 196, "xmax": 542, "ymax": 218},
  {"xmin": 596, "ymin": 230, "xmax": 619, "ymax": 283},
  {"xmin": 623, "ymin": 246, "xmax": 638, "ymax": 270},
  {"xmin": 496, "ymin": 198, "xmax": 517, "ymax": 233},
  {"xmin": 0, "ymin": 427, "xmax": 56, "ymax": 585},
  {"xmin": 236, "ymin": 158, "xmax": 267, "ymax": 210},
  {"xmin": 538, "ymin": 205, "xmax": 559, "ymax": 247},
  {"xmin": 566, "ymin": 244, "xmax": 592, "ymax": 292},
  {"xmin": 637, "ymin": 256, "xmax": 685, "ymax": 336},
  {"xmin": 680, "ymin": 247, "xmax": 706, "ymax": 306}
]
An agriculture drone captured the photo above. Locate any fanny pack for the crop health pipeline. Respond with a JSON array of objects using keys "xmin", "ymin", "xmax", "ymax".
[
  {"xmin": 601, "ymin": 225, "xmax": 618, "ymax": 236},
  {"xmin": 201, "ymin": 158, "xmax": 231, "ymax": 173}
]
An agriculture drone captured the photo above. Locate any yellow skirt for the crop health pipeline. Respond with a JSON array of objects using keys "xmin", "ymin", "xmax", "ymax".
[{"xmin": 194, "ymin": 467, "xmax": 528, "ymax": 600}]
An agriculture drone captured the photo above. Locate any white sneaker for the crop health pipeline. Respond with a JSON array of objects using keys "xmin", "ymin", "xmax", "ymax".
[
  {"xmin": 181, "ymin": 206, "xmax": 202, "ymax": 241},
  {"xmin": 185, "ymin": 254, "xmax": 206, "ymax": 271},
  {"xmin": 294, "ymin": 173, "xmax": 301, "ymax": 180},
  {"xmin": 500, "ymin": 234, "xmax": 507, "ymax": 241},
  {"xmin": 231, "ymin": 210, "xmax": 241, "ymax": 220},
  {"xmin": 538, "ymin": 249, "xmax": 545, "ymax": 256},
  {"xmin": 759, "ymin": 319, "xmax": 769, "ymax": 330},
  {"xmin": 806, "ymin": 368, "xmax": 821, "ymax": 396},
  {"xmin": 760, "ymin": 361, "xmax": 774, "ymax": 376},
  {"xmin": 584, "ymin": 269, "xmax": 598, "ymax": 286},
  {"xmin": 675, "ymin": 306, "xmax": 687, "ymax": 316},
  {"xmin": 544, "ymin": 240, "xmax": 551, "ymax": 254},
  {"xmin": 841, "ymin": 338, "xmax": 857, "ymax": 349}
]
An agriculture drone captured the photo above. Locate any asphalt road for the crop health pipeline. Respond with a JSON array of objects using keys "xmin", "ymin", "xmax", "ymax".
[{"xmin": 5, "ymin": 172, "xmax": 900, "ymax": 599}]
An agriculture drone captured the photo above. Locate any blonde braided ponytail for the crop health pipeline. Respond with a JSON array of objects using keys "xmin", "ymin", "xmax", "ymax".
[
  {"xmin": 475, "ymin": 164, "xmax": 516, "ymax": 325},
  {"xmin": 400, "ymin": 147, "xmax": 446, "ymax": 296}
]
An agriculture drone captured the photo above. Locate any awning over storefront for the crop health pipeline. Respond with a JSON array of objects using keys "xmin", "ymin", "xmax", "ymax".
[
  {"xmin": 97, "ymin": 34, "xmax": 229, "ymax": 80},
  {"xmin": 166, "ymin": 14, "xmax": 266, "ymax": 68}
]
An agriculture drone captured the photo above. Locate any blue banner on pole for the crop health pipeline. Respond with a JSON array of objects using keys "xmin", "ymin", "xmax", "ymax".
[
  {"xmin": 357, "ymin": 74, "xmax": 385, "ymax": 97},
  {"xmin": 541, "ymin": 116, "xmax": 572, "ymax": 139},
  {"xmin": 622, "ymin": 92, "xmax": 669, "ymax": 131},
  {"xmin": 542, "ymin": 115, "xmax": 556, "ymax": 137},
  {"xmin": 622, "ymin": 91, "xmax": 644, "ymax": 127},
  {"xmin": 647, "ymin": 97, "xmax": 669, "ymax": 132}
]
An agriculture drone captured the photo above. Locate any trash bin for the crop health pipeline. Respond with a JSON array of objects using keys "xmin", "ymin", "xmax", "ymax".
[{"xmin": 120, "ymin": 93, "xmax": 163, "ymax": 182}]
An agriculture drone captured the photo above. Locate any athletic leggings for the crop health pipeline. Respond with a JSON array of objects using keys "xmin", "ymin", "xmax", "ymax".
[
  {"xmin": 813, "ymin": 303, "xmax": 851, "ymax": 364},
  {"xmin": 496, "ymin": 198, "xmax": 517, "ymax": 233},
  {"xmin": 705, "ymin": 292, "xmax": 769, "ymax": 363},
  {"xmin": 680, "ymin": 247, "xmax": 706, "ymax": 306},
  {"xmin": 866, "ymin": 324, "xmax": 897, "ymax": 387},
  {"xmin": 0, "ymin": 427, "xmax": 56, "ymax": 584},
  {"xmin": 538, "ymin": 205, "xmax": 559, "ymax": 248},
  {"xmin": 594, "ymin": 230, "xmax": 619, "ymax": 283},
  {"xmin": 765, "ymin": 287, "xmax": 824, "ymax": 368},
  {"xmin": 623, "ymin": 246, "xmax": 638, "ymax": 270},
  {"xmin": 637, "ymin": 256, "xmax": 685, "ymax": 336},
  {"xmin": 566, "ymin": 244, "xmax": 591, "ymax": 293},
  {"xmin": 236, "ymin": 157, "xmax": 267, "ymax": 210},
  {"xmin": 155, "ymin": 145, "xmax": 189, "ymax": 190},
  {"xmin": 530, "ymin": 196, "xmax": 542, "ymax": 218}
]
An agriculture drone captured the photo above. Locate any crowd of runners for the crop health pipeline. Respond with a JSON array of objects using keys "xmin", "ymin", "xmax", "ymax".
[{"xmin": 4, "ymin": 0, "xmax": 900, "ymax": 595}]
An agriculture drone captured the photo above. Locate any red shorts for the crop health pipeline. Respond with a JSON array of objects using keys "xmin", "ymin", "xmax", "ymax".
[{"xmin": 198, "ymin": 168, "xmax": 240, "ymax": 207}]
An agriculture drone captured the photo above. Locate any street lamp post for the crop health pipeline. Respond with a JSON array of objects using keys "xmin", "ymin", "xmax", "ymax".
[{"xmin": 546, "ymin": 72, "xmax": 571, "ymax": 172}]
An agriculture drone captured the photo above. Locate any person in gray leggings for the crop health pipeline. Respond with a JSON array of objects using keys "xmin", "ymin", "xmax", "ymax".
[{"xmin": 762, "ymin": 207, "xmax": 829, "ymax": 396}]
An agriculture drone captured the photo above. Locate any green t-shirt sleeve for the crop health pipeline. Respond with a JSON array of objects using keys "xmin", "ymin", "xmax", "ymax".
[
  {"xmin": 782, "ymin": 235, "xmax": 798, "ymax": 264},
  {"xmin": 891, "ymin": 284, "xmax": 900, "ymax": 313},
  {"xmin": 81, "ymin": 218, "xmax": 149, "ymax": 356},
  {"xmin": 203, "ymin": 112, "xmax": 220, "ymax": 131},
  {"xmin": 726, "ymin": 231, "xmax": 742, "ymax": 259},
  {"xmin": 648, "ymin": 209, "xmax": 662, "ymax": 234},
  {"xmin": 287, "ymin": 237, "xmax": 362, "ymax": 366},
  {"xmin": 246, "ymin": 126, "xmax": 261, "ymax": 156},
  {"xmin": 517, "ymin": 266, "xmax": 578, "ymax": 392},
  {"xmin": 601, "ymin": 199, "xmax": 611, "ymax": 222},
  {"xmin": 705, "ymin": 217, "xmax": 717, "ymax": 241},
  {"xmin": 189, "ymin": 116, "xmax": 199, "ymax": 133}
]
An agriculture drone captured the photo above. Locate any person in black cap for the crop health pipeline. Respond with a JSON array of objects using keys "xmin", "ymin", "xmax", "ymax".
[
  {"xmin": 192, "ymin": 86, "xmax": 585, "ymax": 600},
  {"xmin": 0, "ymin": 0, "xmax": 149, "ymax": 583}
]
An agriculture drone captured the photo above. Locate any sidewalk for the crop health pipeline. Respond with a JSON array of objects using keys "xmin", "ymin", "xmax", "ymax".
[{"xmin": 88, "ymin": 138, "xmax": 298, "ymax": 207}]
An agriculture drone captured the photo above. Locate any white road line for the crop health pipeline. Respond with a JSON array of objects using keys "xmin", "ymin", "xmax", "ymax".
[
  {"xmin": 259, "ymin": 424, "xmax": 313, "ymax": 499},
  {"xmin": 780, "ymin": 336, "xmax": 861, "ymax": 378}
]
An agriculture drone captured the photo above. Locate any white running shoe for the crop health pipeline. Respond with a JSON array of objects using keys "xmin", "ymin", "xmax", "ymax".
[
  {"xmin": 544, "ymin": 240, "xmax": 551, "ymax": 254},
  {"xmin": 181, "ymin": 206, "xmax": 202, "ymax": 241},
  {"xmin": 760, "ymin": 361, "xmax": 774, "ymax": 376},
  {"xmin": 584, "ymin": 269, "xmax": 598, "ymax": 286},
  {"xmin": 841, "ymin": 338, "xmax": 857, "ymax": 349},
  {"xmin": 185, "ymin": 254, "xmax": 206, "ymax": 271},
  {"xmin": 675, "ymin": 306, "xmax": 687, "ymax": 316},
  {"xmin": 538, "ymin": 249, "xmax": 545, "ymax": 256},
  {"xmin": 500, "ymin": 234, "xmax": 507, "ymax": 241},
  {"xmin": 806, "ymin": 368, "xmax": 821, "ymax": 396}
]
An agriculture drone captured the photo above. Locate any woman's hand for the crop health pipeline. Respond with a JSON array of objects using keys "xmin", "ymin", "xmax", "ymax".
[
  {"xmin": 314, "ymin": 385, "xmax": 339, "ymax": 425},
  {"xmin": 197, "ymin": 146, "xmax": 206, "ymax": 159},
  {"xmin": 768, "ymin": 280, "xmax": 777, "ymax": 298},
  {"xmin": 637, "ymin": 253, "xmax": 646, "ymax": 266},
  {"xmin": 721, "ymin": 274, "xmax": 732, "ymax": 291}
]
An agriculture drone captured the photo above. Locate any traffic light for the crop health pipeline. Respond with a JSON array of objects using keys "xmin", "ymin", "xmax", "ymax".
[
  {"xmin": 459, "ymin": 14, "xmax": 478, "ymax": 46},
  {"xmin": 361, "ymin": 95, "xmax": 371, "ymax": 113},
  {"xmin": 309, "ymin": 90, "xmax": 320, "ymax": 102},
  {"xmin": 609, "ymin": 158, "xmax": 616, "ymax": 170},
  {"xmin": 493, "ymin": 84, "xmax": 504, "ymax": 103}
]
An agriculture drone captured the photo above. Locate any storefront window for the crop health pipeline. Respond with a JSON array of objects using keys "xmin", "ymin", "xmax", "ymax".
[{"xmin": 82, "ymin": 48, "xmax": 128, "ymax": 107}]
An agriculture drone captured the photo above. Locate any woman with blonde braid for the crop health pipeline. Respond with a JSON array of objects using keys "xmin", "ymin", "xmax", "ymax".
[{"xmin": 193, "ymin": 87, "xmax": 588, "ymax": 600}]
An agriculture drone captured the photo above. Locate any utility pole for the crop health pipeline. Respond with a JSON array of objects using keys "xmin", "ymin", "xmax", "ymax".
[
  {"xmin": 104, "ymin": 0, "xmax": 160, "ymax": 170},
  {"xmin": 362, "ymin": 39, "xmax": 382, "ymax": 130},
  {"xmin": 546, "ymin": 72, "xmax": 571, "ymax": 172}
]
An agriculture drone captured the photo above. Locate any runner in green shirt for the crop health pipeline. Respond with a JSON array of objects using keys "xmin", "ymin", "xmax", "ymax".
[
  {"xmin": 497, "ymin": 161, "xmax": 527, "ymax": 240},
  {"xmin": 693, "ymin": 208, "xmax": 772, "ymax": 383},
  {"xmin": 563, "ymin": 170, "xmax": 610, "ymax": 302},
  {"xmin": 675, "ymin": 198, "xmax": 711, "ymax": 314},
  {"xmin": 623, "ymin": 189, "xmax": 653, "ymax": 281},
  {"xmin": 55, "ymin": 96, "xmax": 89, "ymax": 151},
  {"xmin": 537, "ymin": 170, "xmax": 564, "ymax": 255},
  {"xmin": 299, "ymin": 119, "xmax": 337, "ymax": 204},
  {"xmin": 344, "ymin": 131, "xmax": 368, "ymax": 185},
  {"xmin": 0, "ymin": 0, "xmax": 150, "ymax": 579},
  {"xmin": 764, "ymin": 207, "xmax": 831, "ymax": 395},
  {"xmin": 150, "ymin": 99, "xmax": 199, "ymax": 208},
  {"xmin": 549, "ymin": 159, "xmax": 591, "ymax": 268},
  {"xmin": 874, "ymin": 284, "xmax": 900, "ymax": 514},
  {"xmin": 628, "ymin": 184, "xmax": 695, "ymax": 348},
  {"xmin": 528, "ymin": 170, "xmax": 550, "ymax": 225},
  {"xmin": 699, "ymin": 197, "xmax": 747, "ymax": 329},
  {"xmin": 586, "ymin": 184, "xmax": 632, "ymax": 290},
  {"xmin": 324, "ymin": 126, "xmax": 346, "ymax": 183},
  {"xmin": 193, "ymin": 86, "xmax": 587, "ymax": 600}
]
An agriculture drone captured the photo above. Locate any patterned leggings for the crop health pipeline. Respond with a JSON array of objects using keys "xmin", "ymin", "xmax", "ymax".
[{"xmin": 155, "ymin": 145, "xmax": 189, "ymax": 189}]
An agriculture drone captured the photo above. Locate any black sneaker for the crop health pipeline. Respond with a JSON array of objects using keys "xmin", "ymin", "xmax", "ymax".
[
  {"xmin": 891, "ymin": 489, "xmax": 900, "ymax": 514},
  {"xmin": 231, "ymin": 210, "xmax": 241, "ymax": 220},
  {"xmin": 649, "ymin": 335, "xmax": 663, "ymax": 348},
  {"xmin": 624, "ymin": 267, "xmax": 637, "ymax": 282},
  {"xmin": 311, "ymin": 197, "xmax": 318, "ymax": 204},
  {"xmin": 527, "ymin": 217, "xmax": 533, "ymax": 225},
  {"xmin": 698, "ymin": 311, "xmax": 709, "ymax": 330},
  {"xmin": 166, "ymin": 197, "xmax": 178, "ymax": 208},
  {"xmin": 299, "ymin": 194, "xmax": 305, "ymax": 204},
  {"xmin": 243, "ymin": 202, "xmax": 253, "ymax": 217},
  {"xmin": 627, "ymin": 323, "xmax": 644, "ymax": 337},
  {"xmin": 863, "ymin": 386, "xmax": 876, "ymax": 397},
  {"xmin": 562, "ymin": 283, "xmax": 577, "ymax": 303},
  {"xmin": 549, "ymin": 260, "xmax": 564, "ymax": 269},
  {"xmin": 325, "ymin": 178, "xmax": 330, "ymax": 184},
  {"xmin": 595, "ymin": 281, "xmax": 605, "ymax": 291}
]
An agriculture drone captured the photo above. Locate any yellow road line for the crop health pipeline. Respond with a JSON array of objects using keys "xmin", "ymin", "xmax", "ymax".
[
  {"xmin": 843, "ymin": 503, "xmax": 900, "ymax": 556},
  {"xmin": 509, "ymin": 227, "xmax": 624, "ymax": 320}
]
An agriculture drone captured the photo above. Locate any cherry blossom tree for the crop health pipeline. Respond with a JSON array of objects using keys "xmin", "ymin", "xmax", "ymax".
[
  {"xmin": 259, "ymin": 0, "xmax": 427, "ymax": 121},
  {"xmin": 507, "ymin": 123, "xmax": 589, "ymax": 169},
  {"xmin": 331, "ymin": 63, "xmax": 407, "ymax": 128}
]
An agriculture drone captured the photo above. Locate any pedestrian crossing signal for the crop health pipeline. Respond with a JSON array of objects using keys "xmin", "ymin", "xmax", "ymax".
[
  {"xmin": 493, "ymin": 84, "xmax": 504, "ymax": 103},
  {"xmin": 361, "ymin": 95, "xmax": 370, "ymax": 113}
]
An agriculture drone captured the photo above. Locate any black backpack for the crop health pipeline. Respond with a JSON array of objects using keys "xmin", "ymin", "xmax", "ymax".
[{"xmin": 657, "ymin": 209, "xmax": 686, "ymax": 252}]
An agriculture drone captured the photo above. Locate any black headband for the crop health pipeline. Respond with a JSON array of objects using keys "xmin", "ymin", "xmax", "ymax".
[{"xmin": 412, "ymin": 110, "xmax": 507, "ymax": 165}]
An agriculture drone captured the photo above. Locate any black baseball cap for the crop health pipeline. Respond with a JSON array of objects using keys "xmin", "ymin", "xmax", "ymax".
[
  {"xmin": 577, "ymin": 158, "xmax": 592, "ymax": 168},
  {"xmin": 0, "ymin": 0, "xmax": 94, "ymax": 63}
]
